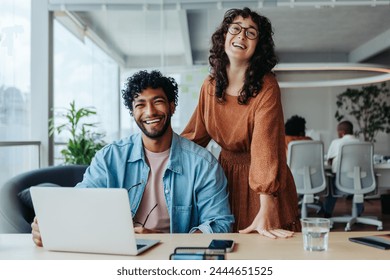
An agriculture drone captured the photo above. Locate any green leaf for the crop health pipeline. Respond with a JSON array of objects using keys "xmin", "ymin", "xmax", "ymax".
[
  {"xmin": 49, "ymin": 100, "xmax": 106, "ymax": 165},
  {"xmin": 335, "ymin": 83, "xmax": 390, "ymax": 142}
]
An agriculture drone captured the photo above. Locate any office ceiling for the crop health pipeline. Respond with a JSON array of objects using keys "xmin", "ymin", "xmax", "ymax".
[{"xmin": 50, "ymin": 0, "xmax": 390, "ymax": 68}]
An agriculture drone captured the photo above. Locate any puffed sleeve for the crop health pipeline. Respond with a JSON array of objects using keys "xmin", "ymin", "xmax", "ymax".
[
  {"xmin": 181, "ymin": 80, "xmax": 212, "ymax": 148},
  {"xmin": 249, "ymin": 78, "xmax": 285, "ymax": 195}
]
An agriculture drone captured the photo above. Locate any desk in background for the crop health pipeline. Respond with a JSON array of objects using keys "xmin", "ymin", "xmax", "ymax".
[
  {"xmin": 1, "ymin": 232, "xmax": 389, "ymax": 260},
  {"xmin": 376, "ymin": 163, "xmax": 390, "ymax": 190},
  {"xmin": 325, "ymin": 163, "xmax": 390, "ymax": 190}
]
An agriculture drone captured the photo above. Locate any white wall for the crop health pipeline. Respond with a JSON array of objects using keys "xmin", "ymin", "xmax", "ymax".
[{"xmin": 279, "ymin": 71, "xmax": 390, "ymax": 155}]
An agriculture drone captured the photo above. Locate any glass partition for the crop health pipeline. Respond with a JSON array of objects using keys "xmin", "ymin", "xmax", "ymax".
[
  {"xmin": 0, "ymin": 142, "xmax": 40, "ymax": 186},
  {"xmin": 53, "ymin": 20, "xmax": 119, "ymax": 164},
  {"xmin": 0, "ymin": 0, "xmax": 32, "ymax": 183}
]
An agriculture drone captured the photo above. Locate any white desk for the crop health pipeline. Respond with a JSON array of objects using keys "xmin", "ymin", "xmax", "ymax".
[
  {"xmin": 375, "ymin": 163, "xmax": 390, "ymax": 189},
  {"xmin": 325, "ymin": 163, "xmax": 390, "ymax": 190},
  {"xmin": 1, "ymin": 232, "xmax": 389, "ymax": 260}
]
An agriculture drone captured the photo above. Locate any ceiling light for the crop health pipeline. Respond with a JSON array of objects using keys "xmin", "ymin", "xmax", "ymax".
[{"xmin": 275, "ymin": 63, "xmax": 390, "ymax": 88}]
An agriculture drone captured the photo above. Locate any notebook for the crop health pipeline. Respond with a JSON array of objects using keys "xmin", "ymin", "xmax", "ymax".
[
  {"xmin": 349, "ymin": 234, "xmax": 390, "ymax": 250},
  {"xmin": 30, "ymin": 186, "xmax": 160, "ymax": 256}
]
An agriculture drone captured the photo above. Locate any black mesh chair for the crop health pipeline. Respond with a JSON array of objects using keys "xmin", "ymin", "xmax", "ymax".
[{"xmin": 0, "ymin": 165, "xmax": 87, "ymax": 233}]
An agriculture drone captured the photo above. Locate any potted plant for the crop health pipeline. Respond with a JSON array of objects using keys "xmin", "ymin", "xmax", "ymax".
[
  {"xmin": 49, "ymin": 101, "xmax": 106, "ymax": 165},
  {"xmin": 335, "ymin": 82, "xmax": 390, "ymax": 142}
]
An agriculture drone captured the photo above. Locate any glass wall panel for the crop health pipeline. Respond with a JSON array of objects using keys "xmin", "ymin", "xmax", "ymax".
[
  {"xmin": 53, "ymin": 20, "xmax": 119, "ymax": 164},
  {"xmin": 0, "ymin": 0, "xmax": 33, "ymax": 183}
]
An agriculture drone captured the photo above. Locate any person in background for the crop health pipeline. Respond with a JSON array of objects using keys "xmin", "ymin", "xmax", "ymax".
[
  {"xmin": 322, "ymin": 120, "xmax": 362, "ymax": 218},
  {"xmin": 284, "ymin": 115, "xmax": 312, "ymax": 155},
  {"xmin": 31, "ymin": 70, "xmax": 234, "ymax": 246},
  {"xmin": 181, "ymin": 7, "xmax": 300, "ymax": 238}
]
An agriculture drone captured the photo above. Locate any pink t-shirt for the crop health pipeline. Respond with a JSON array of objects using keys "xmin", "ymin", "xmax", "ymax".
[{"xmin": 133, "ymin": 148, "xmax": 171, "ymax": 233}]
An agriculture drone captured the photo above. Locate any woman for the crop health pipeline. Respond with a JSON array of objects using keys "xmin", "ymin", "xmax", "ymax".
[
  {"xmin": 285, "ymin": 115, "xmax": 312, "ymax": 155},
  {"xmin": 181, "ymin": 7, "xmax": 300, "ymax": 238}
]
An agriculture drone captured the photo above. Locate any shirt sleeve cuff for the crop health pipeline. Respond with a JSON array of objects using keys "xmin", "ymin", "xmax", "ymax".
[{"xmin": 189, "ymin": 223, "xmax": 212, "ymax": 234}]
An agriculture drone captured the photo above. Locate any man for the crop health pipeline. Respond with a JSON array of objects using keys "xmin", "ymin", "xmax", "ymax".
[
  {"xmin": 32, "ymin": 70, "xmax": 234, "ymax": 246},
  {"xmin": 323, "ymin": 120, "xmax": 361, "ymax": 218}
]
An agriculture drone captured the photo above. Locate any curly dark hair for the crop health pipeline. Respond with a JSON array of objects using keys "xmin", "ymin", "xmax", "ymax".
[
  {"xmin": 285, "ymin": 115, "xmax": 307, "ymax": 136},
  {"xmin": 209, "ymin": 7, "xmax": 278, "ymax": 104},
  {"xmin": 122, "ymin": 70, "xmax": 178, "ymax": 115}
]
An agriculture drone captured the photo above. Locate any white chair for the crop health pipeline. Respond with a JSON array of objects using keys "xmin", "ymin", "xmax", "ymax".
[
  {"xmin": 331, "ymin": 142, "xmax": 383, "ymax": 231},
  {"xmin": 287, "ymin": 140, "xmax": 327, "ymax": 218}
]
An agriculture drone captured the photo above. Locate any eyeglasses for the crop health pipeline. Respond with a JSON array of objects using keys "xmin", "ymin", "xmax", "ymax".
[
  {"xmin": 127, "ymin": 182, "xmax": 158, "ymax": 228},
  {"xmin": 227, "ymin": 23, "xmax": 259, "ymax": 40},
  {"xmin": 134, "ymin": 203, "xmax": 158, "ymax": 228},
  {"xmin": 127, "ymin": 182, "xmax": 142, "ymax": 193}
]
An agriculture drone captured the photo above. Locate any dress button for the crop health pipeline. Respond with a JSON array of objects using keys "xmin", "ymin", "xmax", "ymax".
[{"xmin": 165, "ymin": 189, "xmax": 169, "ymax": 194}]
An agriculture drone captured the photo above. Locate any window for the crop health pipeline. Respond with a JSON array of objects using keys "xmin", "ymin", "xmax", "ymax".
[
  {"xmin": 0, "ymin": 0, "xmax": 34, "ymax": 186},
  {"xmin": 53, "ymin": 20, "xmax": 119, "ymax": 164}
]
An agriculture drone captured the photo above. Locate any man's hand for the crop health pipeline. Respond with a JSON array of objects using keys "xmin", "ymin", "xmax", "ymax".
[{"xmin": 31, "ymin": 216, "xmax": 43, "ymax": 247}]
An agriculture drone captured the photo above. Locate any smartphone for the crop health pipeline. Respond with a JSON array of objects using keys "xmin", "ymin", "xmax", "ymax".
[{"xmin": 208, "ymin": 239, "xmax": 235, "ymax": 252}]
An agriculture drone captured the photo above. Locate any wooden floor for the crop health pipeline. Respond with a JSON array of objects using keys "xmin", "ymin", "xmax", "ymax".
[{"xmin": 304, "ymin": 195, "xmax": 390, "ymax": 232}]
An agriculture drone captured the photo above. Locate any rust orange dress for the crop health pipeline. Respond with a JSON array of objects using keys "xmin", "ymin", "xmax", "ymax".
[{"xmin": 181, "ymin": 73, "xmax": 301, "ymax": 232}]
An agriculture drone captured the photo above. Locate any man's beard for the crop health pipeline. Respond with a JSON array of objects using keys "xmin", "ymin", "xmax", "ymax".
[{"xmin": 135, "ymin": 115, "xmax": 171, "ymax": 139}]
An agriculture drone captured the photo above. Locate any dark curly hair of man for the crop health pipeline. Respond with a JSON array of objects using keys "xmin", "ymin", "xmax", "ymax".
[
  {"xmin": 209, "ymin": 7, "xmax": 278, "ymax": 105},
  {"xmin": 285, "ymin": 115, "xmax": 307, "ymax": 136},
  {"xmin": 122, "ymin": 70, "xmax": 178, "ymax": 115}
]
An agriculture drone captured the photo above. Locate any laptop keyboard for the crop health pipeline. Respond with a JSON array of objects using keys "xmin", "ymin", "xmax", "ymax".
[{"xmin": 137, "ymin": 244, "xmax": 147, "ymax": 250}]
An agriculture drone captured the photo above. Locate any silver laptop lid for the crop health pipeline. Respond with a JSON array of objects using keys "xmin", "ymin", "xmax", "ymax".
[{"xmin": 30, "ymin": 187, "xmax": 159, "ymax": 255}]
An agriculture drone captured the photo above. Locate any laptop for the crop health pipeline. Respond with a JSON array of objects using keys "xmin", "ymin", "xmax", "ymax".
[{"xmin": 30, "ymin": 187, "xmax": 160, "ymax": 256}]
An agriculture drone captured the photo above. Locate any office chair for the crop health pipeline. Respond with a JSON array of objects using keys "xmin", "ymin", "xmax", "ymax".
[
  {"xmin": 287, "ymin": 140, "xmax": 327, "ymax": 218},
  {"xmin": 330, "ymin": 142, "xmax": 383, "ymax": 231},
  {"xmin": 0, "ymin": 165, "xmax": 87, "ymax": 233}
]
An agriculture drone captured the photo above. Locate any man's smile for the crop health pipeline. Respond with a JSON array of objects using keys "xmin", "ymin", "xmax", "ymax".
[{"xmin": 144, "ymin": 117, "xmax": 162, "ymax": 125}]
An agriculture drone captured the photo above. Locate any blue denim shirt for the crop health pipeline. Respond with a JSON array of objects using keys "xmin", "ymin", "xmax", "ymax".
[{"xmin": 76, "ymin": 132, "xmax": 234, "ymax": 233}]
